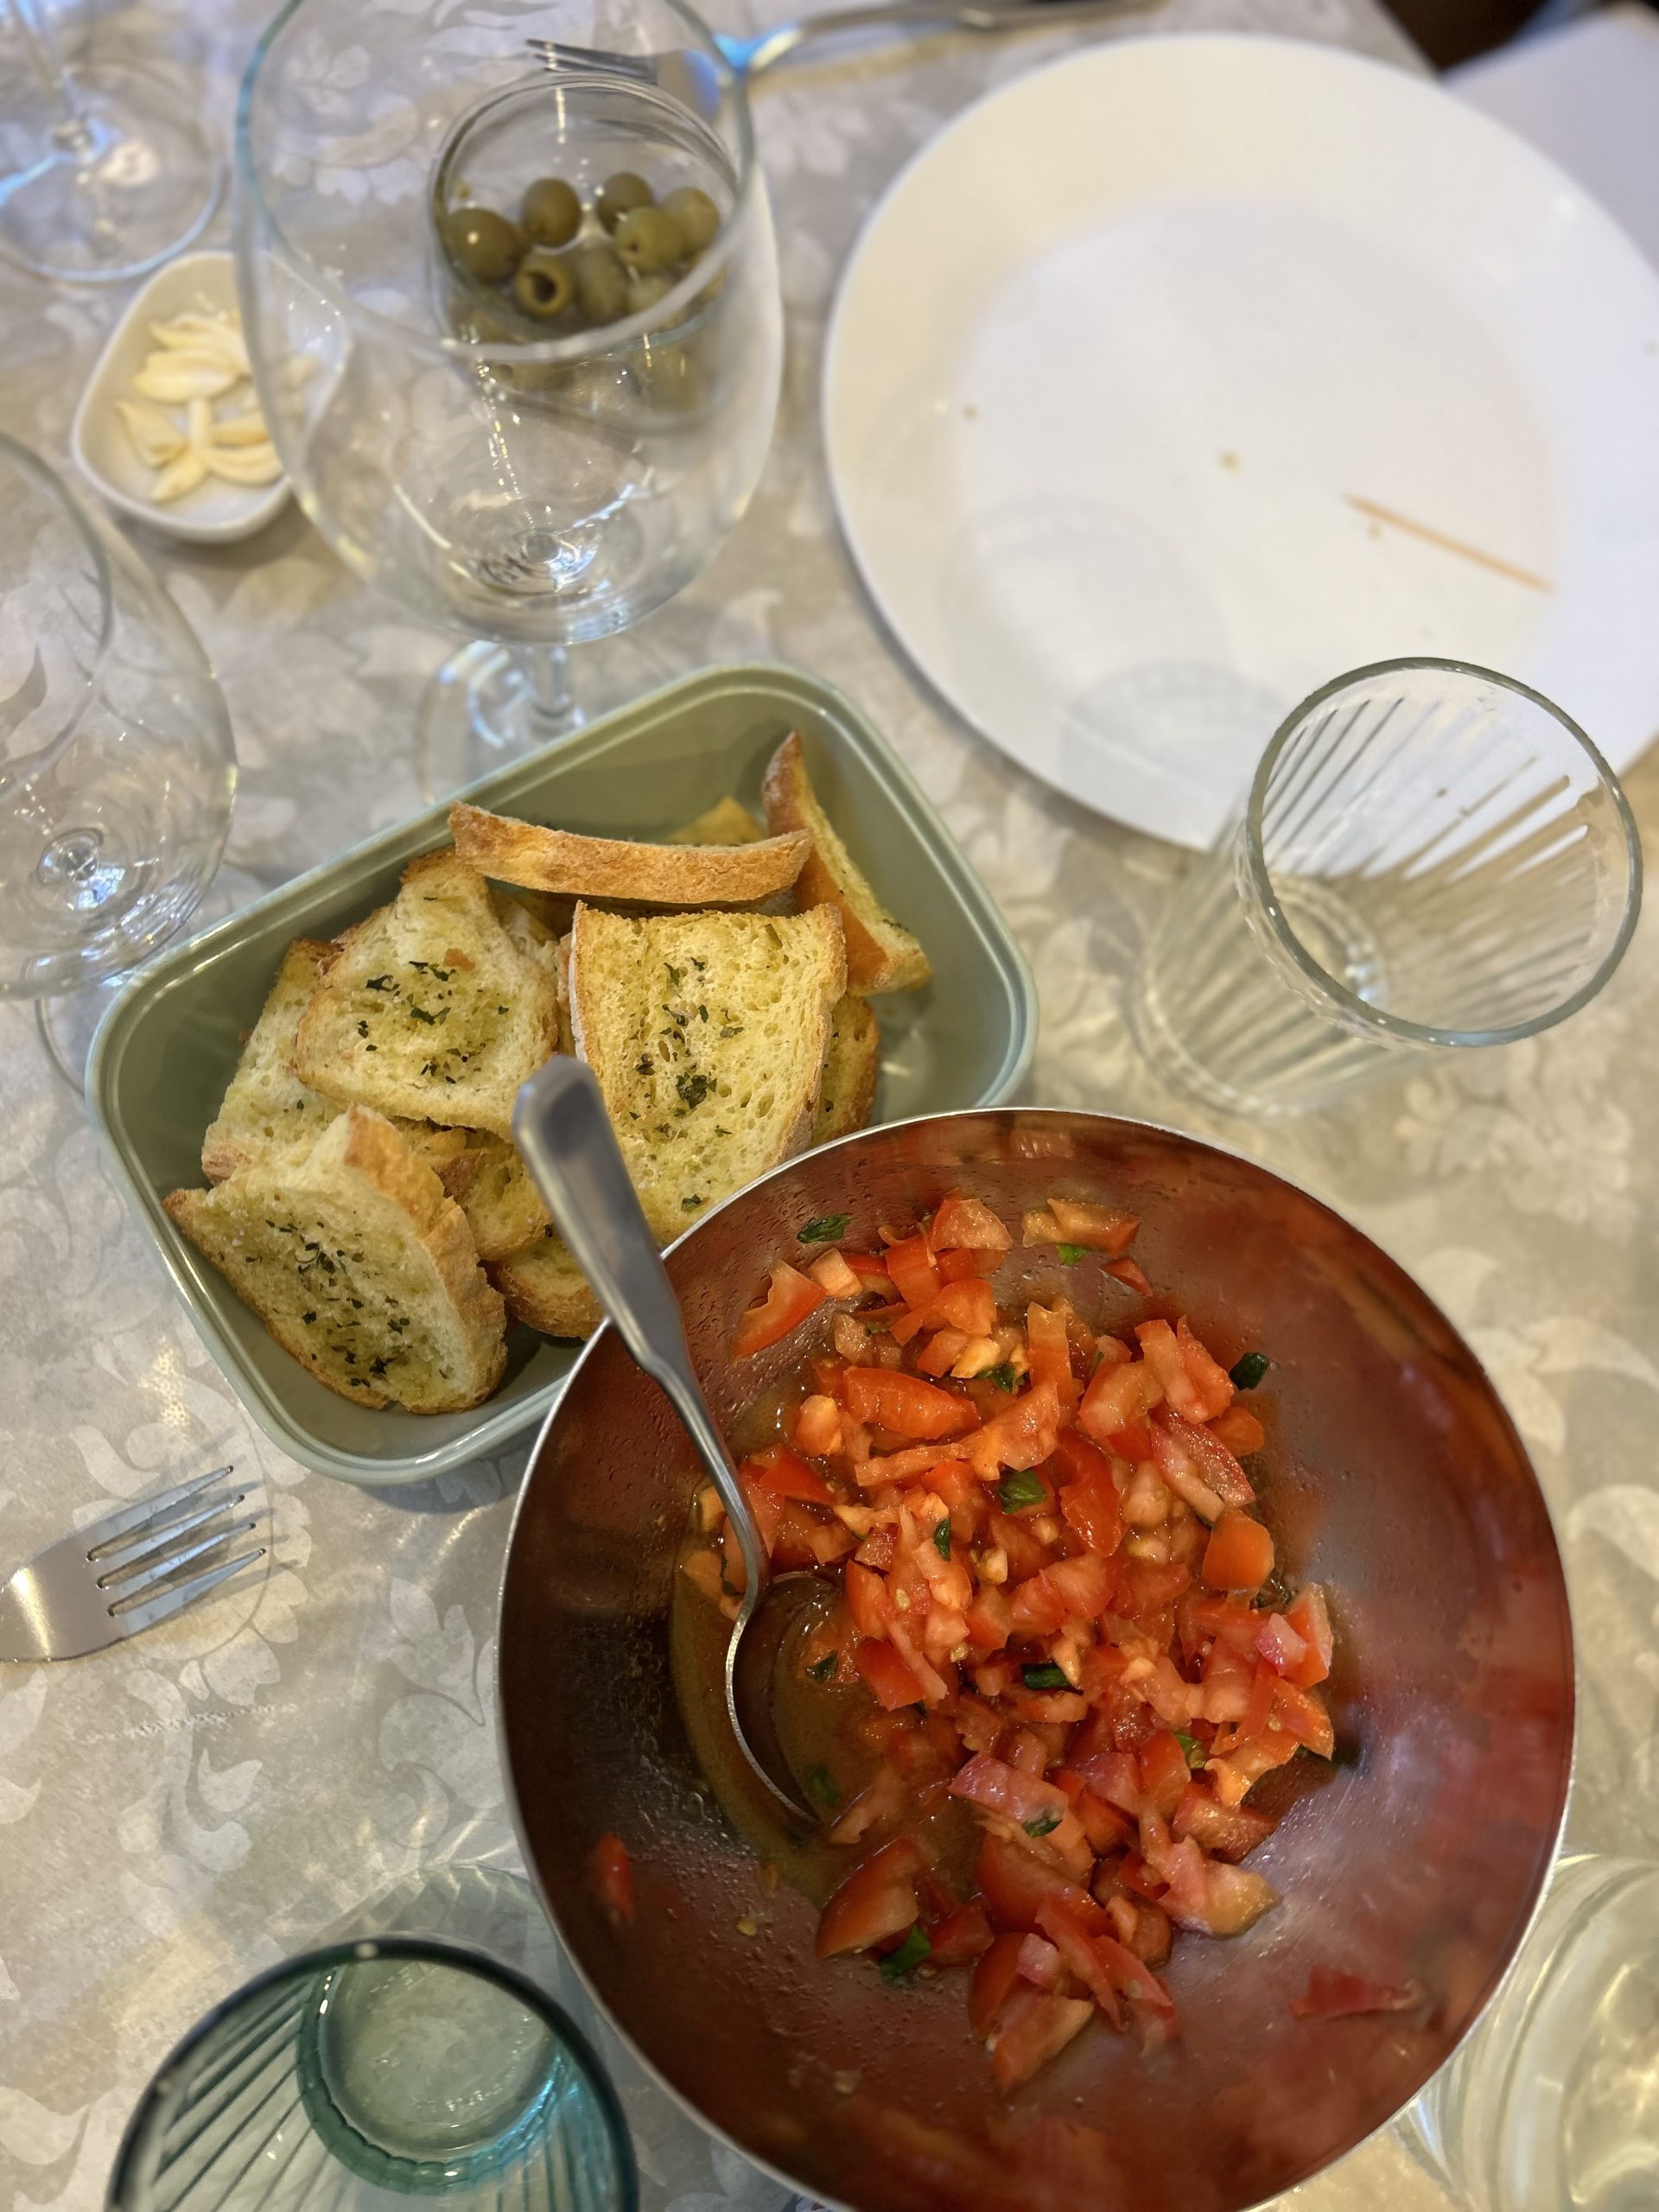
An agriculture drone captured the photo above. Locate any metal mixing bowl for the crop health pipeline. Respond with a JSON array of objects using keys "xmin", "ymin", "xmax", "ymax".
[{"xmin": 498, "ymin": 1111, "xmax": 1573, "ymax": 2212}]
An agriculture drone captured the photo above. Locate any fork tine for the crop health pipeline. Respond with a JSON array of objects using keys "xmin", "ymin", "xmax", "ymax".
[
  {"xmin": 105, "ymin": 1518, "xmax": 262, "ymax": 1607},
  {"xmin": 94, "ymin": 1489, "xmax": 250, "ymax": 1580},
  {"xmin": 80, "ymin": 1466, "xmax": 234, "ymax": 1553},
  {"xmin": 113, "ymin": 1548, "xmax": 266, "ymax": 1638}
]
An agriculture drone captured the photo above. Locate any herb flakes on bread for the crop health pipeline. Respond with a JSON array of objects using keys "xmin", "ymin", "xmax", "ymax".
[
  {"xmin": 165, "ymin": 1105, "xmax": 506, "ymax": 1411},
  {"xmin": 569, "ymin": 902, "xmax": 846, "ymax": 1243},
  {"xmin": 292, "ymin": 852, "xmax": 560, "ymax": 1140}
]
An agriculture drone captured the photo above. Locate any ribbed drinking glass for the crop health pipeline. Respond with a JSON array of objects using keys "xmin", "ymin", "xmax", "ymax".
[{"xmin": 1131, "ymin": 659, "xmax": 1642, "ymax": 1117}]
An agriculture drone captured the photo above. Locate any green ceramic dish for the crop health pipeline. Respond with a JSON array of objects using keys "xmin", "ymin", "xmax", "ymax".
[{"xmin": 87, "ymin": 664, "xmax": 1037, "ymax": 1486}]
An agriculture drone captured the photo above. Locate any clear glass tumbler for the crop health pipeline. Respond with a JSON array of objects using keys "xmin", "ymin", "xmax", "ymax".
[
  {"xmin": 1398, "ymin": 1853, "xmax": 1659, "ymax": 2212},
  {"xmin": 1130, "ymin": 659, "xmax": 1642, "ymax": 1117},
  {"xmin": 108, "ymin": 1868, "xmax": 635, "ymax": 2212}
]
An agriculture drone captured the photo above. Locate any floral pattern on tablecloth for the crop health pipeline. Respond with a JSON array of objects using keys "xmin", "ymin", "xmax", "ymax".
[{"xmin": 4, "ymin": 2, "xmax": 1657, "ymax": 2210}]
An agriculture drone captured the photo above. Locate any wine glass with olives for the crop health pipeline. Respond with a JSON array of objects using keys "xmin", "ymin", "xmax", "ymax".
[{"xmin": 235, "ymin": 0, "xmax": 782, "ymax": 797}]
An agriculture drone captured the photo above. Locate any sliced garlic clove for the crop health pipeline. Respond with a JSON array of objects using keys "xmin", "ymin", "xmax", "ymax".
[
  {"xmin": 201, "ymin": 440, "xmax": 283, "ymax": 486},
  {"xmin": 115, "ymin": 399, "xmax": 186, "ymax": 469},
  {"xmin": 150, "ymin": 449, "xmax": 209, "ymax": 503},
  {"xmin": 186, "ymin": 395, "xmax": 215, "ymax": 453},
  {"xmin": 150, "ymin": 312, "xmax": 252, "ymax": 378},
  {"xmin": 210, "ymin": 408, "xmax": 274, "ymax": 448},
  {"xmin": 132, "ymin": 353, "xmax": 240, "ymax": 403}
]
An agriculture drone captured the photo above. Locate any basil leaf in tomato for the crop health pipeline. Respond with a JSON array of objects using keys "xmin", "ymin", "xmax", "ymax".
[
  {"xmin": 998, "ymin": 1468, "xmax": 1046, "ymax": 1511},
  {"xmin": 879, "ymin": 1925, "xmax": 931, "ymax": 1982},
  {"xmin": 1022, "ymin": 1662, "xmax": 1069, "ymax": 1691},
  {"xmin": 798, "ymin": 1214, "xmax": 851, "ymax": 1245},
  {"xmin": 1230, "ymin": 1351, "xmax": 1270, "ymax": 1390}
]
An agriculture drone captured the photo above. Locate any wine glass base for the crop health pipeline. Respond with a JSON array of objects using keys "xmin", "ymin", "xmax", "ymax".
[
  {"xmin": 0, "ymin": 60, "xmax": 223, "ymax": 285},
  {"xmin": 35, "ymin": 861, "xmax": 274, "ymax": 1093}
]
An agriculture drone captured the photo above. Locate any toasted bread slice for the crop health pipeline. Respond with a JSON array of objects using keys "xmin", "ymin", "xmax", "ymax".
[
  {"xmin": 292, "ymin": 853, "xmax": 560, "ymax": 1139},
  {"xmin": 164, "ymin": 1107, "xmax": 506, "ymax": 1412},
  {"xmin": 449, "ymin": 800, "xmax": 810, "ymax": 908},
  {"xmin": 666, "ymin": 796, "xmax": 766, "ymax": 847},
  {"xmin": 762, "ymin": 733, "xmax": 931, "ymax": 994},
  {"xmin": 201, "ymin": 940, "xmax": 340, "ymax": 1182},
  {"xmin": 813, "ymin": 992, "xmax": 880, "ymax": 1146},
  {"xmin": 490, "ymin": 1230, "xmax": 602, "ymax": 1339},
  {"xmin": 437, "ymin": 1135, "xmax": 550, "ymax": 1264},
  {"xmin": 569, "ymin": 904, "xmax": 846, "ymax": 1243}
]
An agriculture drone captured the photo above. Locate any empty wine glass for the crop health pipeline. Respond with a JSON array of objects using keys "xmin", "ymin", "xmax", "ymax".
[
  {"xmin": 0, "ymin": 435, "xmax": 236, "ymax": 1085},
  {"xmin": 0, "ymin": 0, "xmax": 222, "ymax": 283},
  {"xmin": 234, "ymin": 0, "xmax": 783, "ymax": 798}
]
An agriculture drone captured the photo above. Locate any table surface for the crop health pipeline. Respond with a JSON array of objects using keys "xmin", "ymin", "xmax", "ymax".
[{"xmin": 4, "ymin": 2, "xmax": 1658, "ymax": 2209}]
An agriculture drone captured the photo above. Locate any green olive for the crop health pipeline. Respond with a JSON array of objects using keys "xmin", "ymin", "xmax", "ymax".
[
  {"xmin": 660, "ymin": 186, "xmax": 720, "ymax": 255},
  {"xmin": 442, "ymin": 207, "xmax": 525, "ymax": 285},
  {"xmin": 512, "ymin": 249, "xmax": 575, "ymax": 320},
  {"xmin": 596, "ymin": 170, "xmax": 654, "ymax": 232},
  {"xmin": 626, "ymin": 270, "xmax": 674, "ymax": 315},
  {"xmin": 570, "ymin": 244, "xmax": 630, "ymax": 324},
  {"xmin": 613, "ymin": 206, "xmax": 685, "ymax": 275},
  {"xmin": 521, "ymin": 176, "xmax": 582, "ymax": 248}
]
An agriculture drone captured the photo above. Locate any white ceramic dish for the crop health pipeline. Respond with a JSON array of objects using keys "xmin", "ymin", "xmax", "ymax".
[
  {"xmin": 71, "ymin": 250, "xmax": 290, "ymax": 545},
  {"xmin": 823, "ymin": 34, "xmax": 1659, "ymax": 849}
]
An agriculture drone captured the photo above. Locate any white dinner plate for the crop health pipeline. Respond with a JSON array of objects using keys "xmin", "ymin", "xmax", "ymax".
[{"xmin": 823, "ymin": 34, "xmax": 1659, "ymax": 847}]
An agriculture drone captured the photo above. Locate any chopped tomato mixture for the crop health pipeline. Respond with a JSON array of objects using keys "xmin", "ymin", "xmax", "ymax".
[{"xmin": 685, "ymin": 1193, "xmax": 1338, "ymax": 2090}]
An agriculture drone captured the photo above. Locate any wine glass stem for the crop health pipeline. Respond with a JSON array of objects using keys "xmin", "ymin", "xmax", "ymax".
[
  {"xmin": 522, "ymin": 644, "xmax": 576, "ymax": 733},
  {"xmin": 10, "ymin": 0, "xmax": 92, "ymax": 148}
]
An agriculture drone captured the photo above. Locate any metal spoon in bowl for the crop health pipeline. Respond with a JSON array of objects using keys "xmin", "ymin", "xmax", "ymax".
[{"xmin": 514, "ymin": 1057, "xmax": 827, "ymax": 1824}]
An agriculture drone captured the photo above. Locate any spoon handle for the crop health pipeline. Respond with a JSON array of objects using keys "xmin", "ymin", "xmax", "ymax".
[{"xmin": 512, "ymin": 1058, "xmax": 764, "ymax": 1588}]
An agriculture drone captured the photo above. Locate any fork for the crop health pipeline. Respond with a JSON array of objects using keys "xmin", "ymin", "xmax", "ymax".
[
  {"xmin": 531, "ymin": 0, "xmax": 1159, "ymax": 97},
  {"xmin": 0, "ymin": 1466, "xmax": 266, "ymax": 1663}
]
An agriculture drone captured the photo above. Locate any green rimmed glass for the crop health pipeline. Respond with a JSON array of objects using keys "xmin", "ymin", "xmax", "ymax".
[{"xmin": 109, "ymin": 1908, "xmax": 634, "ymax": 2212}]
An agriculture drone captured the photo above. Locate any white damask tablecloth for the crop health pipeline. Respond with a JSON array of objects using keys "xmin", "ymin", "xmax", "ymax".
[{"xmin": 3, "ymin": 1, "xmax": 1657, "ymax": 2209}]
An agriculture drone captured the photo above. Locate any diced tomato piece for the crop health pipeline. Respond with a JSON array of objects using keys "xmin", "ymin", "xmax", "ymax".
[
  {"xmin": 1133, "ymin": 1319, "xmax": 1220, "ymax": 1422},
  {"xmin": 1207, "ymin": 1728, "xmax": 1300, "ymax": 1806},
  {"xmin": 680, "ymin": 1547, "xmax": 725, "ymax": 1605},
  {"xmin": 1173, "ymin": 1781, "xmax": 1277, "ymax": 1861},
  {"xmin": 950, "ymin": 1753, "xmax": 1071, "ymax": 1833},
  {"xmin": 1050, "ymin": 1425, "xmax": 1116, "ymax": 1488},
  {"xmin": 969, "ymin": 1932, "xmax": 1027, "ymax": 2037},
  {"xmin": 796, "ymin": 1395, "xmax": 844, "ymax": 1457},
  {"xmin": 1147, "ymin": 1420, "xmax": 1225, "ymax": 1523},
  {"xmin": 937, "ymin": 1245, "xmax": 999, "ymax": 1282},
  {"xmin": 1033, "ymin": 1897, "xmax": 1123, "ymax": 2025},
  {"xmin": 929, "ymin": 1279, "xmax": 997, "ymax": 1337},
  {"xmin": 1007, "ymin": 1572, "xmax": 1071, "ymax": 1638},
  {"xmin": 1046, "ymin": 1199, "xmax": 1139, "ymax": 1255},
  {"xmin": 929, "ymin": 1901, "xmax": 995, "ymax": 1967},
  {"xmin": 1271, "ymin": 1676, "xmax": 1335, "ymax": 1758},
  {"xmin": 1092, "ymin": 1930, "xmax": 1177, "ymax": 2019},
  {"xmin": 1209, "ymin": 1404, "xmax": 1266, "ymax": 1455},
  {"xmin": 856, "ymin": 1637, "xmax": 927, "ymax": 1712},
  {"xmin": 1161, "ymin": 1409, "xmax": 1254, "ymax": 1507},
  {"xmin": 846, "ymin": 1560, "xmax": 891, "ymax": 1639},
  {"xmin": 1285, "ymin": 1585, "xmax": 1334, "ymax": 1687},
  {"xmin": 1073, "ymin": 1789, "xmax": 1135, "ymax": 1854},
  {"xmin": 1201, "ymin": 1510, "xmax": 1275, "ymax": 1592},
  {"xmin": 843, "ymin": 1250, "xmax": 890, "ymax": 1292},
  {"xmin": 915, "ymin": 1326, "xmax": 969, "ymax": 1378},
  {"xmin": 732, "ymin": 1263, "xmax": 826, "ymax": 1357},
  {"xmin": 1237, "ymin": 1660, "xmax": 1277, "ymax": 1744},
  {"xmin": 588, "ymin": 1833, "xmax": 634, "ymax": 1926},
  {"xmin": 737, "ymin": 1465, "xmax": 785, "ymax": 1558},
  {"xmin": 964, "ymin": 1587, "xmax": 1014, "ymax": 1653},
  {"xmin": 932, "ymin": 1195, "xmax": 1014, "ymax": 1254},
  {"xmin": 976, "ymin": 1833, "xmax": 1102, "ymax": 1935},
  {"xmin": 990, "ymin": 1990, "xmax": 1094, "ymax": 2091},
  {"xmin": 1025, "ymin": 1304, "xmax": 1078, "ymax": 1408},
  {"xmin": 1136, "ymin": 1732, "xmax": 1191, "ymax": 1821},
  {"xmin": 1104, "ymin": 1257, "xmax": 1153, "ymax": 1296},
  {"xmin": 808, "ymin": 1249, "xmax": 863, "ymax": 1300},
  {"xmin": 1292, "ymin": 1967, "xmax": 1421, "ymax": 2020},
  {"xmin": 968, "ymin": 1382, "xmax": 1065, "ymax": 1482},
  {"xmin": 1014, "ymin": 1934, "xmax": 1066, "ymax": 1991},
  {"xmin": 1077, "ymin": 1356, "xmax": 1161, "ymax": 1446},
  {"xmin": 1048, "ymin": 1552, "xmax": 1117, "ymax": 1619},
  {"xmin": 844, "ymin": 1367, "xmax": 976, "ymax": 1440},
  {"xmin": 1072, "ymin": 1750, "xmax": 1142, "ymax": 1817},
  {"xmin": 816, "ymin": 1834, "xmax": 926, "ymax": 1958},
  {"xmin": 1058, "ymin": 1478, "xmax": 1120, "ymax": 1569},
  {"xmin": 1255, "ymin": 1611, "xmax": 1311, "ymax": 1676},
  {"xmin": 750, "ymin": 1443, "xmax": 836, "ymax": 1506},
  {"xmin": 885, "ymin": 1234, "xmax": 943, "ymax": 1311},
  {"xmin": 1173, "ymin": 1319, "xmax": 1231, "ymax": 1414},
  {"xmin": 1114, "ymin": 1558, "xmax": 1192, "ymax": 1621}
]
